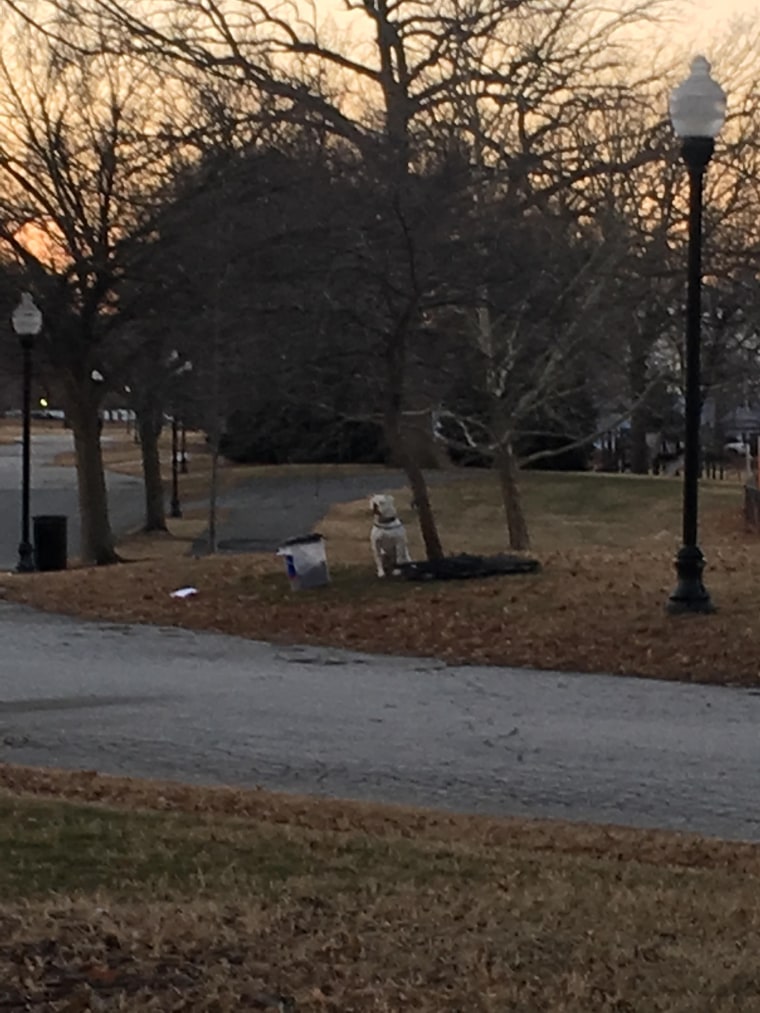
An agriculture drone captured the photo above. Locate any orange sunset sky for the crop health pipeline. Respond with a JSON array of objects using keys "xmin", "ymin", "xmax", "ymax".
[
  {"xmin": 682, "ymin": 0, "xmax": 759, "ymax": 38},
  {"xmin": 303, "ymin": 0, "xmax": 760, "ymax": 69},
  {"xmin": 314, "ymin": 0, "xmax": 758, "ymax": 45}
]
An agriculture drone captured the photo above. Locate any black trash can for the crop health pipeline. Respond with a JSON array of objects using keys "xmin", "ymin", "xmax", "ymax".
[{"xmin": 33, "ymin": 515, "xmax": 68, "ymax": 572}]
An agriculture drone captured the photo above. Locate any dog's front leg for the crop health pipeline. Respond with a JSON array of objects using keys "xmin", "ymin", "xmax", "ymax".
[{"xmin": 371, "ymin": 539, "xmax": 385, "ymax": 577}]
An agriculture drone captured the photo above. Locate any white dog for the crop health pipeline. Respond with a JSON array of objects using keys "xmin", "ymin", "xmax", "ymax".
[{"xmin": 370, "ymin": 493, "xmax": 412, "ymax": 577}]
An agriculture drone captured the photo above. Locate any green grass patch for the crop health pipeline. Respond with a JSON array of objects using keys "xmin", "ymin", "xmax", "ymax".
[
  {"xmin": 0, "ymin": 793, "xmax": 488, "ymax": 901},
  {"xmin": 438, "ymin": 469, "xmax": 740, "ymax": 550},
  {"xmin": 5, "ymin": 775, "xmax": 760, "ymax": 1009}
]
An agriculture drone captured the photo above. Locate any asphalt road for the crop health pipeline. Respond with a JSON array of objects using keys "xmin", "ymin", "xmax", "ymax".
[
  {"xmin": 3, "ymin": 602, "xmax": 760, "ymax": 842},
  {"xmin": 0, "ymin": 434, "xmax": 143, "ymax": 570},
  {"xmin": 207, "ymin": 470, "xmax": 410, "ymax": 553}
]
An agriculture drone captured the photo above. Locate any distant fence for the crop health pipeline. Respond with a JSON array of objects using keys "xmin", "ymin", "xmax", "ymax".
[
  {"xmin": 744, "ymin": 483, "xmax": 760, "ymax": 532},
  {"xmin": 102, "ymin": 409, "xmax": 136, "ymax": 422}
]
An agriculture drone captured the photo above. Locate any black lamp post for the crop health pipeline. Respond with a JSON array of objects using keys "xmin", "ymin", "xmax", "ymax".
[
  {"xmin": 167, "ymin": 349, "xmax": 192, "ymax": 519},
  {"xmin": 180, "ymin": 421, "xmax": 188, "ymax": 474},
  {"xmin": 666, "ymin": 56, "xmax": 726, "ymax": 615},
  {"xmin": 11, "ymin": 293, "xmax": 43, "ymax": 573}
]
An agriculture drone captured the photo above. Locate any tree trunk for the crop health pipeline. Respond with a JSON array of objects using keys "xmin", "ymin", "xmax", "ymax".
[
  {"xmin": 495, "ymin": 442, "xmax": 530, "ymax": 551},
  {"xmin": 385, "ymin": 423, "xmax": 443, "ymax": 560},
  {"xmin": 629, "ymin": 347, "xmax": 650, "ymax": 474},
  {"xmin": 65, "ymin": 385, "xmax": 119, "ymax": 565},
  {"xmin": 477, "ymin": 291, "xmax": 529, "ymax": 551},
  {"xmin": 136, "ymin": 401, "xmax": 166, "ymax": 532},
  {"xmin": 404, "ymin": 446, "xmax": 443, "ymax": 561},
  {"xmin": 384, "ymin": 330, "xmax": 444, "ymax": 562}
]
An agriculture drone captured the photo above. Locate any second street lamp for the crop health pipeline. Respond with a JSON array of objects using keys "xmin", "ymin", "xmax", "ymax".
[
  {"xmin": 180, "ymin": 421, "xmax": 188, "ymax": 474},
  {"xmin": 11, "ymin": 293, "xmax": 43, "ymax": 573},
  {"xmin": 666, "ymin": 56, "xmax": 726, "ymax": 615},
  {"xmin": 167, "ymin": 350, "xmax": 192, "ymax": 519}
]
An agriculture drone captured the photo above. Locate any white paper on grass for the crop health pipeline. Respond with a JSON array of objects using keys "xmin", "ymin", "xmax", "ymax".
[{"xmin": 170, "ymin": 586, "xmax": 198, "ymax": 599}]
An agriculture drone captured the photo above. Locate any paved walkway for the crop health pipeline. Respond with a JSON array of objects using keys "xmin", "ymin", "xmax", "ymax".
[
  {"xmin": 201, "ymin": 469, "xmax": 409, "ymax": 553},
  {"xmin": 0, "ymin": 434, "xmax": 143, "ymax": 570},
  {"xmin": 2, "ymin": 602, "xmax": 759, "ymax": 843}
]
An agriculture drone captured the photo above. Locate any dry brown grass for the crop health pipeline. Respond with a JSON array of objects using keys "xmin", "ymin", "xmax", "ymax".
[
  {"xmin": 0, "ymin": 417, "xmax": 69, "ymax": 444},
  {"xmin": 2, "ymin": 763, "xmax": 760, "ymax": 1010},
  {"xmin": 53, "ymin": 426, "xmax": 235, "ymax": 505},
  {"xmin": 3, "ymin": 469, "xmax": 757, "ymax": 685},
  {"xmin": 320, "ymin": 467, "xmax": 745, "ymax": 559},
  {"xmin": 118, "ymin": 511, "xmax": 223, "ymax": 562}
]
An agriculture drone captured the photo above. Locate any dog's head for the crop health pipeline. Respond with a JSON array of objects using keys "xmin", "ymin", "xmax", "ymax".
[{"xmin": 370, "ymin": 493, "xmax": 397, "ymax": 522}]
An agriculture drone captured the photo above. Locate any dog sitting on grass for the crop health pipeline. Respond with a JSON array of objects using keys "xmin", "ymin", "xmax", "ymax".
[{"xmin": 370, "ymin": 493, "xmax": 412, "ymax": 577}]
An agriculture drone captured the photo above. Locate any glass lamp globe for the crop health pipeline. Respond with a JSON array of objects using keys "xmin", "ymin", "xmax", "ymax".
[
  {"xmin": 669, "ymin": 56, "xmax": 726, "ymax": 139},
  {"xmin": 11, "ymin": 292, "xmax": 43, "ymax": 337}
]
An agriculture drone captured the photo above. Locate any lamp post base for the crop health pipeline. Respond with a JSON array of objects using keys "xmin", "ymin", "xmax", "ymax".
[
  {"xmin": 16, "ymin": 540, "xmax": 35, "ymax": 574},
  {"xmin": 170, "ymin": 501, "xmax": 182, "ymax": 519},
  {"xmin": 666, "ymin": 544, "xmax": 715, "ymax": 614}
]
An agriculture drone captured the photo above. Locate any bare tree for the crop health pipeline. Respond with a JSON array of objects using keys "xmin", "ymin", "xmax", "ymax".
[
  {"xmin": 0, "ymin": 10, "xmax": 196, "ymax": 562},
  {"xmin": 98, "ymin": 0, "xmax": 669, "ymax": 554},
  {"xmin": 433, "ymin": 208, "xmax": 623, "ymax": 550}
]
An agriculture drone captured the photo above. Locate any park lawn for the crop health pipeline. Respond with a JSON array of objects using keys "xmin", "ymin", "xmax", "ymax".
[
  {"xmin": 53, "ymin": 425, "xmax": 236, "ymax": 506},
  {"xmin": 2, "ymin": 763, "xmax": 760, "ymax": 1011},
  {"xmin": 3, "ymin": 468, "xmax": 759, "ymax": 685},
  {"xmin": 0, "ymin": 417, "xmax": 67, "ymax": 444}
]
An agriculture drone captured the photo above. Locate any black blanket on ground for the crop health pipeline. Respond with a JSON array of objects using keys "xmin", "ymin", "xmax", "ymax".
[{"xmin": 396, "ymin": 553, "xmax": 540, "ymax": 581}]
